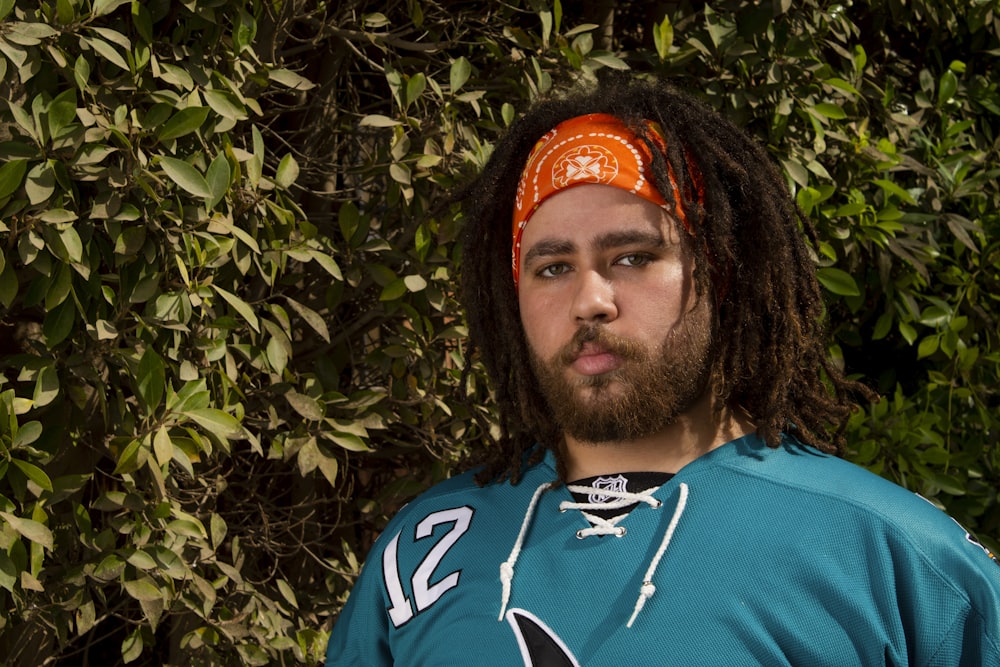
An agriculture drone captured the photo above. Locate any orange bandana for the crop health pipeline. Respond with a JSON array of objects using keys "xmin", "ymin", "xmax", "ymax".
[{"xmin": 511, "ymin": 113, "xmax": 696, "ymax": 287}]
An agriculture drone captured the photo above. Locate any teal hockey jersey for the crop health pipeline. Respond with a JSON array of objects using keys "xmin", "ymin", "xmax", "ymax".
[{"xmin": 325, "ymin": 434, "xmax": 1000, "ymax": 665}]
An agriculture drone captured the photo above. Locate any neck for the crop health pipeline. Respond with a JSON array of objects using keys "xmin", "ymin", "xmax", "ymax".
[{"xmin": 561, "ymin": 393, "xmax": 754, "ymax": 481}]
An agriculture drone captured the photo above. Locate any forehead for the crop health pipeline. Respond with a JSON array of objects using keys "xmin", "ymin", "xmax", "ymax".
[{"xmin": 520, "ymin": 184, "xmax": 677, "ymax": 245}]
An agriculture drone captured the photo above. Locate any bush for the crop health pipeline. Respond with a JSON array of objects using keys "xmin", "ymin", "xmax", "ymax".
[{"xmin": 0, "ymin": 0, "xmax": 996, "ymax": 663}]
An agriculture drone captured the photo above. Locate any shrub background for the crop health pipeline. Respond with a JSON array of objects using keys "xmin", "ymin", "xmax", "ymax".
[{"xmin": 0, "ymin": 0, "xmax": 997, "ymax": 664}]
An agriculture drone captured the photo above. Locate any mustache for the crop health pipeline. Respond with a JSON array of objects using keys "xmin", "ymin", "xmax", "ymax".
[{"xmin": 557, "ymin": 325, "xmax": 645, "ymax": 366}]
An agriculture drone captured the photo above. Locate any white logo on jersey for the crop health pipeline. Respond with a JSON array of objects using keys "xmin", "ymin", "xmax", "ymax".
[
  {"xmin": 588, "ymin": 475, "xmax": 628, "ymax": 504},
  {"xmin": 506, "ymin": 608, "xmax": 581, "ymax": 667}
]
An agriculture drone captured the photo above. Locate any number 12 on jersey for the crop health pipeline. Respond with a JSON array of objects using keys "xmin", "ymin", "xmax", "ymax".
[{"xmin": 382, "ymin": 506, "xmax": 475, "ymax": 627}]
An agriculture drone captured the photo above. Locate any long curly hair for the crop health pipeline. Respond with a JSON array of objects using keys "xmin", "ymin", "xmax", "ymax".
[{"xmin": 457, "ymin": 74, "xmax": 874, "ymax": 484}]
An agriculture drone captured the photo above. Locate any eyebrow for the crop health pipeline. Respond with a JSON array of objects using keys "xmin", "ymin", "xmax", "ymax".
[
  {"xmin": 594, "ymin": 229, "xmax": 665, "ymax": 252},
  {"xmin": 522, "ymin": 229, "xmax": 666, "ymax": 268},
  {"xmin": 522, "ymin": 239, "xmax": 576, "ymax": 267}
]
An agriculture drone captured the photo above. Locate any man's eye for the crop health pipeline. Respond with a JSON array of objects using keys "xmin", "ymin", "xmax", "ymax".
[
  {"xmin": 538, "ymin": 263, "xmax": 570, "ymax": 278},
  {"xmin": 616, "ymin": 253, "xmax": 651, "ymax": 267}
]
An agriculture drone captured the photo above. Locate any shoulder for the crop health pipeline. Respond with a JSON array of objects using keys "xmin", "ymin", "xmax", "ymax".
[
  {"xmin": 690, "ymin": 434, "xmax": 1000, "ymax": 614},
  {"xmin": 701, "ymin": 433, "xmax": 942, "ymax": 518},
  {"xmin": 372, "ymin": 456, "xmax": 556, "ymax": 555}
]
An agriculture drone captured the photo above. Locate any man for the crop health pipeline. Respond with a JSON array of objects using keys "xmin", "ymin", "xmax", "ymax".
[{"xmin": 326, "ymin": 75, "xmax": 1000, "ymax": 665}]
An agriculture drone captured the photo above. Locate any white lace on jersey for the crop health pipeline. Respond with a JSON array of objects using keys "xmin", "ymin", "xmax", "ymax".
[
  {"xmin": 497, "ymin": 480, "xmax": 690, "ymax": 628},
  {"xmin": 561, "ymin": 483, "xmax": 663, "ymax": 538}
]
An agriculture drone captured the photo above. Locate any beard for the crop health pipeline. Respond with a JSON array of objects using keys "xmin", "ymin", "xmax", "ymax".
[{"xmin": 529, "ymin": 304, "xmax": 713, "ymax": 444}]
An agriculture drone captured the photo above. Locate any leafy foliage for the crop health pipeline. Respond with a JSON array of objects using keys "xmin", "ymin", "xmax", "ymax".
[{"xmin": 0, "ymin": 0, "xmax": 996, "ymax": 663}]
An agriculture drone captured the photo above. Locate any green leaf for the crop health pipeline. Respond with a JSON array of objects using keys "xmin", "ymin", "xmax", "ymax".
[
  {"xmin": 0, "ymin": 512, "xmax": 53, "ymax": 549},
  {"xmin": 73, "ymin": 54, "xmax": 91, "ymax": 91},
  {"xmin": 211, "ymin": 285, "xmax": 259, "ymax": 332},
  {"xmin": 233, "ymin": 7, "xmax": 257, "ymax": 53},
  {"xmin": 205, "ymin": 153, "xmax": 231, "ymax": 209},
  {"xmin": 286, "ymin": 391, "xmax": 324, "ymax": 421},
  {"xmin": 275, "ymin": 154, "xmax": 299, "ymax": 189},
  {"xmin": 47, "ymin": 89, "xmax": 77, "ymax": 138},
  {"xmin": 816, "ymin": 267, "xmax": 860, "ymax": 297},
  {"xmin": 12, "ymin": 459, "xmax": 53, "ymax": 492},
  {"xmin": 310, "ymin": 249, "xmax": 342, "ymax": 280},
  {"xmin": 919, "ymin": 306, "xmax": 950, "ymax": 328},
  {"xmin": 92, "ymin": 0, "xmax": 131, "ymax": 17},
  {"xmin": 321, "ymin": 431, "xmax": 370, "ymax": 452},
  {"xmin": 204, "ymin": 89, "xmax": 247, "ymax": 121},
  {"xmin": 0, "ymin": 159, "xmax": 27, "ymax": 199},
  {"xmin": 132, "ymin": 2, "xmax": 153, "ymax": 43},
  {"xmin": 268, "ymin": 68, "xmax": 314, "ymax": 90},
  {"xmin": 450, "ymin": 57, "xmax": 471, "ymax": 93},
  {"xmin": 338, "ymin": 201, "xmax": 359, "ymax": 244},
  {"xmin": 113, "ymin": 437, "xmax": 146, "ymax": 474},
  {"xmin": 160, "ymin": 157, "xmax": 212, "ymax": 199},
  {"xmin": 184, "ymin": 408, "xmax": 243, "ymax": 440},
  {"xmin": 157, "ymin": 106, "xmax": 210, "ymax": 142},
  {"xmin": 8, "ymin": 100, "xmax": 37, "ymax": 140},
  {"xmin": 938, "ymin": 70, "xmax": 958, "ymax": 106},
  {"xmin": 406, "ymin": 73, "xmax": 427, "ymax": 108},
  {"xmin": 0, "ymin": 262, "xmax": 18, "ymax": 308},
  {"xmin": 82, "ymin": 36, "xmax": 129, "ymax": 71},
  {"xmin": 873, "ymin": 179, "xmax": 916, "ymax": 205},
  {"xmin": 285, "ymin": 297, "xmax": 330, "ymax": 342},
  {"xmin": 276, "ymin": 578, "xmax": 299, "ymax": 609},
  {"xmin": 137, "ymin": 347, "xmax": 165, "ymax": 411},
  {"xmin": 898, "ymin": 321, "xmax": 917, "ymax": 346},
  {"xmin": 872, "ymin": 312, "xmax": 892, "ymax": 341},
  {"xmin": 39, "ymin": 208, "xmax": 78, "ymax": 223},
  {"xmin": 824, "ymin": 77, "xmax": 860, "ymax": 97},
  {"xmin": 123, "ymin": 576, "xmax": 162, "ymax": 602},
  {"xmin": 929, "ymin": 472, "xmax": 966, "ymax": 496},
  {"xmin": 404, "ymin": 275, "xmax": 427, "ymax": 292},
  {"xmin": 588, "ymin": 53, "xmax": 629, "ymax": 70},
  {"xmin": 57, "ymin": 226, "xmax": 84, "ymax": 263},
  {"xmin": 654, "ymin": 16, "xmax": 674, "ymax": 62},
  {"xmin": 359, "ymin": 114, "xmax": 401, "ymax": 128},
  {"xmin": 236, "ymin": 644, "xmax": 270, "ymax": 667},
  {"xmin": 25, "ymin": 161, "xmax": 56, "ymax": 205},
  {"xmin": 157, "ymin": 63, "xmax": 194, "ymax": 90},
  {"xmin": 0, "ymin": 551, "xmax": 17, "ymax": 592},
  {"xmin": 33, "ymin": 364, "xmax": 60, "ymax": 407},
  {"xmin": 121, "ymin": 628, "xmax": 143, "ymax": 663},
  {"xmin": 42, "ymin": 299, "xmax": 75, "ymax": 348},
  {"xmin": 781, "ymin": 158, "xmax": 809, "ymax": 188},
  {"xmin": 210, "ymin": 513, "xmax": 227, "ymax": 548},
  {"xmin": 811, "ymin": 102, "xmax": 847, "ymax": 119},
  {"xmin": 12, "ymin": 421, "xmax": 42, "ymax": 448},
  {"xmin": 917, "ymin": 335, "xmax": 939, "ymax": 359},
  {"xmin": 247, "ymin": 125, "xmax": 263, "ymax": 187},
  {"xmin": 380, "ymin": 278, "xmax": 407, "ymax": 301}
]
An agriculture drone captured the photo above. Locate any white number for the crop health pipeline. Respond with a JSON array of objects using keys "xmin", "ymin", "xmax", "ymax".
[
  {"xmin": 382, "ymin": 506, "xmax": 474, "ymax": 627},
  {"xmin": 383, "ymin": 532, "xmax": 414, "ymax": 627}
]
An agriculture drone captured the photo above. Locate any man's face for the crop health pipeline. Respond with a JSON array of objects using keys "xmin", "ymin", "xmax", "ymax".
[{"xmin": 517, "ymin": 184, "xmax": 713, "ymax": 443}]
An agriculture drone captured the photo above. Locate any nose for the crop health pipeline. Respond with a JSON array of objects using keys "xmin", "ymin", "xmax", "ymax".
[{"xmin": 571, "ymin": 270, "xmax": 618, "ymax": 323}]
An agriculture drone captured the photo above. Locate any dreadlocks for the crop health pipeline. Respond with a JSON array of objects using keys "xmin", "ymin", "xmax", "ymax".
[{"xmin": 457, "ymin": 74, "xmax": 875, "ymax": 484}]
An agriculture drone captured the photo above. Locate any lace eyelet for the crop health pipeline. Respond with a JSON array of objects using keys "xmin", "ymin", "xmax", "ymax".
[
  {"xmin": 616, "ymin": 527, "xmax": 627, "ymax": 537},
  {"xmin": 652, "ymin": 500, "xmax": 662, "ymax": 509},
  {"xmin": 575, "ymin": 530, "xmax": 586, "ymax": 539}
]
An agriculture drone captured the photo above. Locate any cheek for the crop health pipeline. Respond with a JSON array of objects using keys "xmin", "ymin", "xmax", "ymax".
[{"xmin": 518, "ymin": 297, "xmax": 558, "ymax": 354}]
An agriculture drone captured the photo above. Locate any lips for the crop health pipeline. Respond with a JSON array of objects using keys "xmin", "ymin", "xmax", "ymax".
[
  {"xmin": 569, "ymin": 341, "xmax": 623, "ymax": 376},
  {"xmin": 558, "ymin": 326, "xmax": 639, "ymax": 377},
  {"xmin": 572, "ymin": 349, "xmax": 621, "ymax": 376}
]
